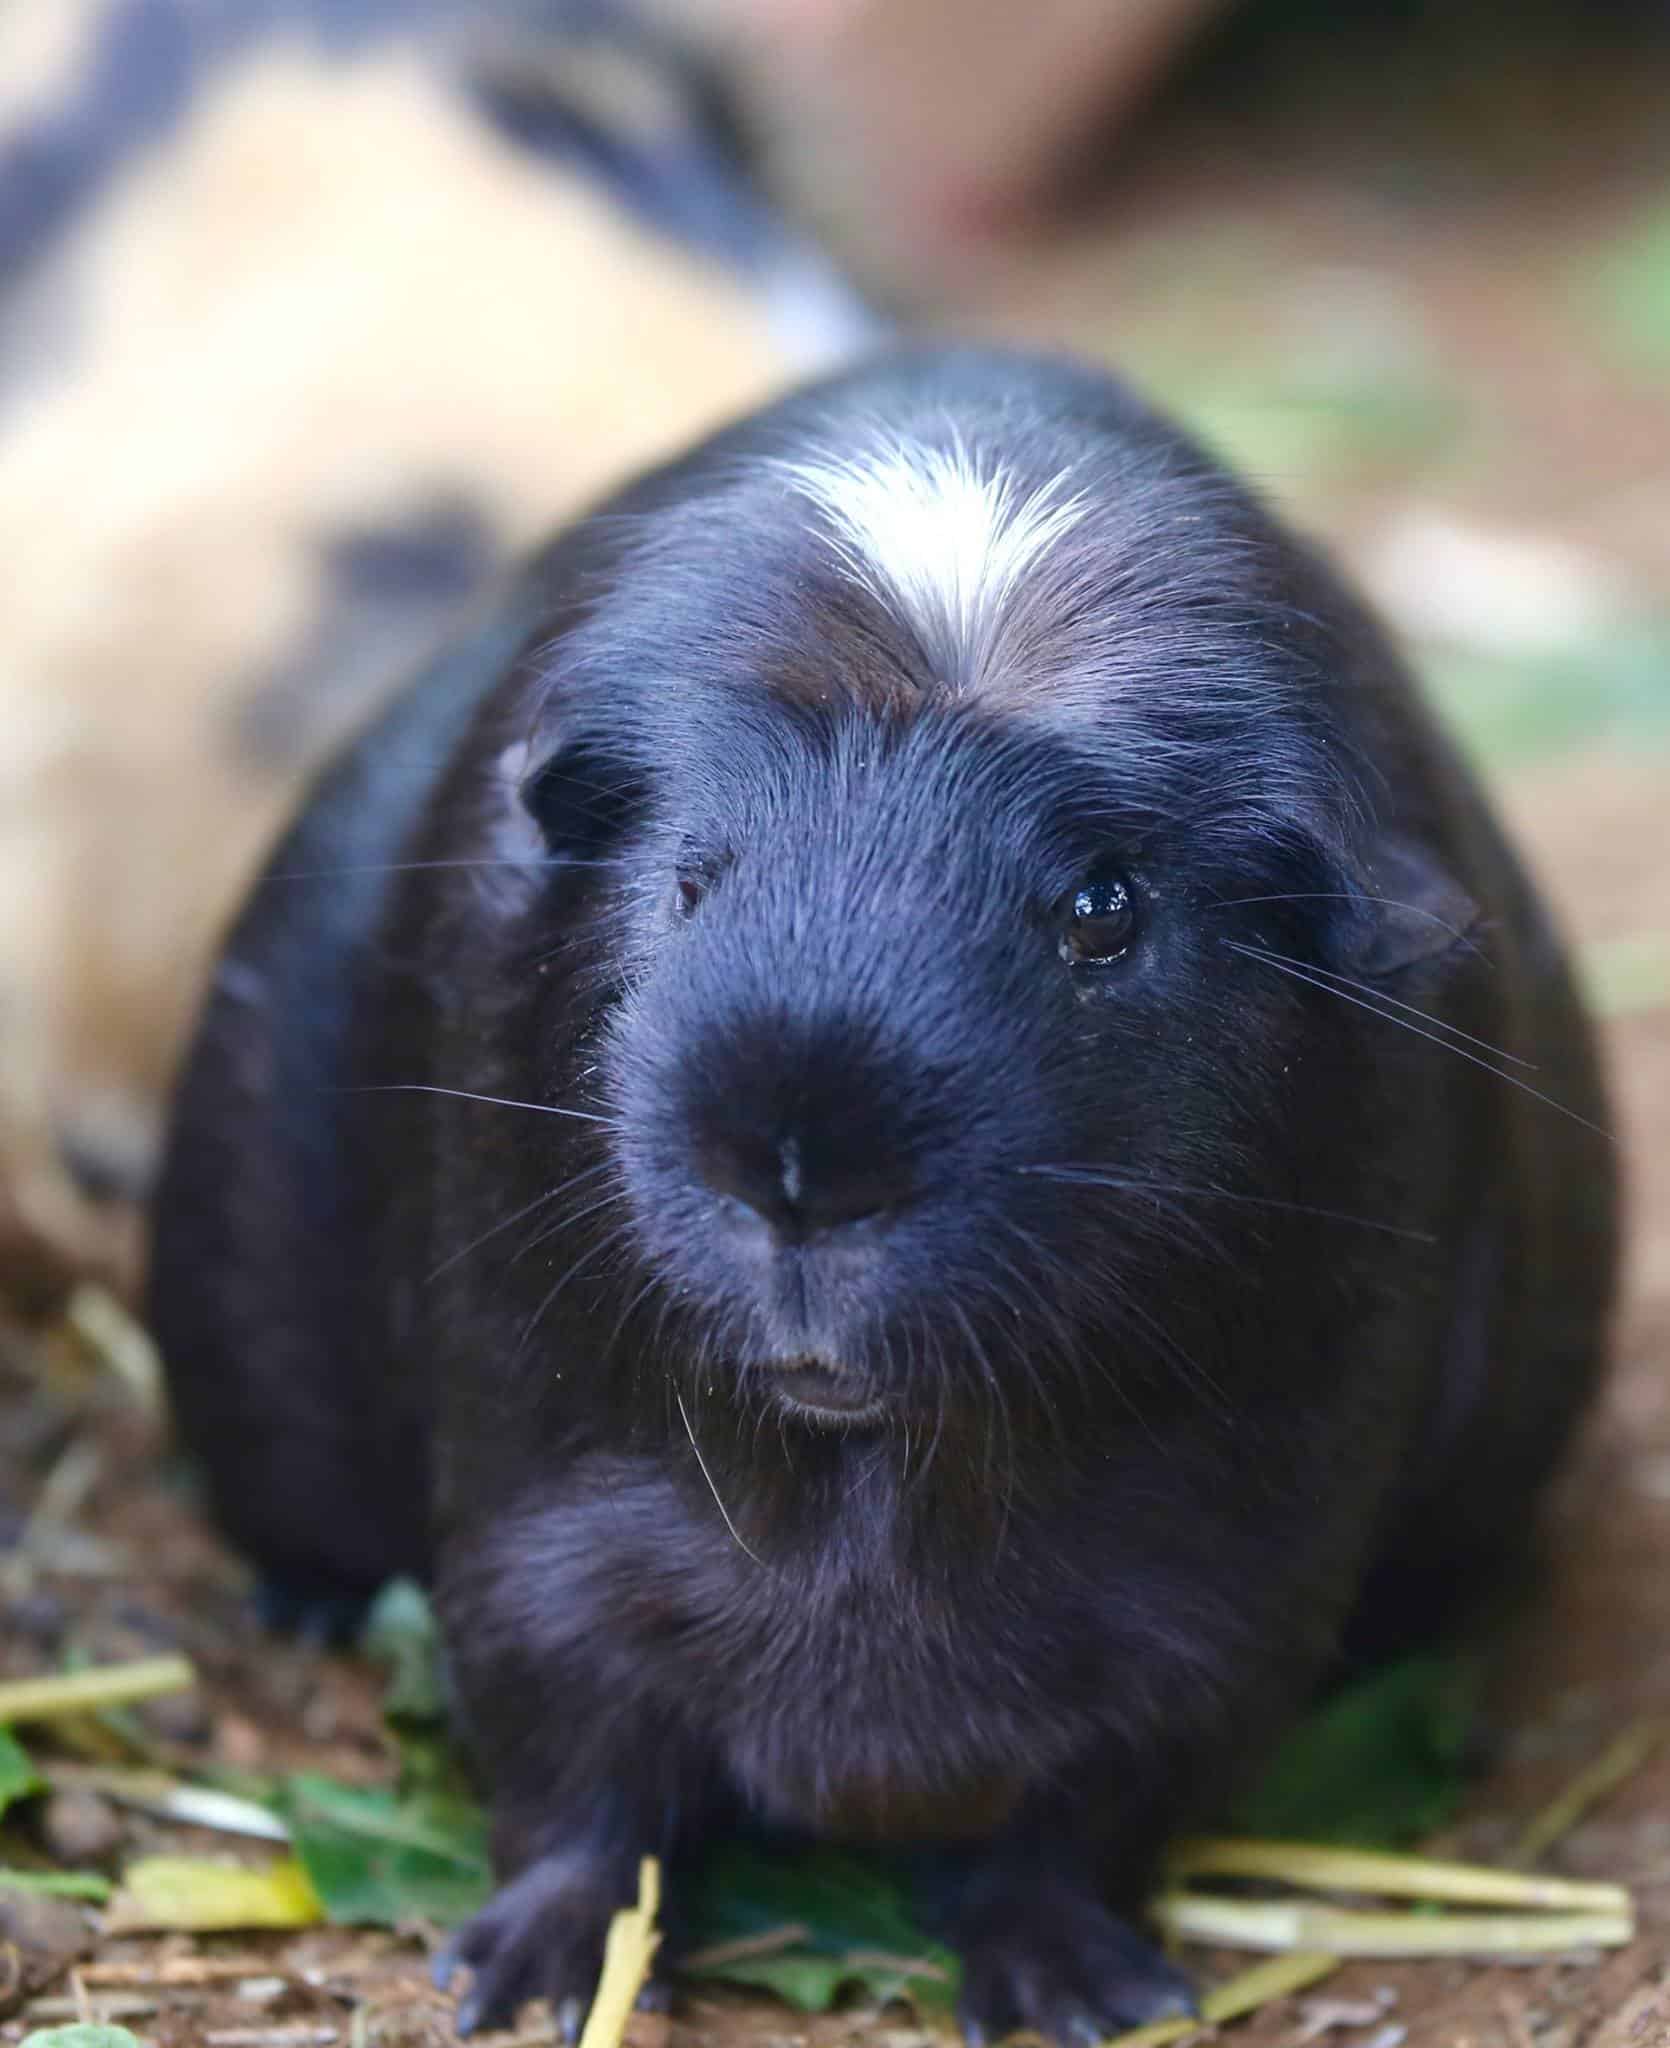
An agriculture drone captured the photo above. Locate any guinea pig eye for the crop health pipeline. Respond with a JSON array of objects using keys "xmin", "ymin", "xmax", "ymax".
[
  {"xmin": 1059, "ymin": 869, "xmax": 1138, "ymax": 965},
  {"xmin": 672, "ymin": 846, "xmax": 721, "ymax": 919},
  {"xmin": 521, "ymin": 737, "xmax": 645, "ymax": 859}
]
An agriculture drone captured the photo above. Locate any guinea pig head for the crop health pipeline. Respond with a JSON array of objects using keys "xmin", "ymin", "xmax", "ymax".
[{"xmin": 514, "ymin": 426, "xmax": 1474, "ymax": 1435}]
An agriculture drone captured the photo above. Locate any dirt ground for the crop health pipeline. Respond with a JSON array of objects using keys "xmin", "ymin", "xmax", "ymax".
[{"xmin": 4, "ymin": 31, "xmax": 1670, "ymax": 2048}]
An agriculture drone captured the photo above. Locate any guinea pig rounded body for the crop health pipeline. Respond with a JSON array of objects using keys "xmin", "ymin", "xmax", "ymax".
[{"xmin": 149, "ymin": 346, "xmax": 1616, "ymax": 2042}]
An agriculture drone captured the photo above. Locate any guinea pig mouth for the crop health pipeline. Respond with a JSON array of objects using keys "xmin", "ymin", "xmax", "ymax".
[{"xmin": 765, "ymin": 1360, "xmax": 889, "ymax": 1428}]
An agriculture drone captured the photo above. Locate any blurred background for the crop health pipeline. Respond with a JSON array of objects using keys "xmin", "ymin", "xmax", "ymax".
[{"xmin": 0, "ymin": 3, "xmax": 1667, "ymax": 2040}]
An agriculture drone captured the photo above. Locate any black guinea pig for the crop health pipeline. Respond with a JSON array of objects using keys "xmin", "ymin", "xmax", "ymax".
[{"xmin": 149, "ymin": 345, "xmax": 1617, "ymax": 2043}]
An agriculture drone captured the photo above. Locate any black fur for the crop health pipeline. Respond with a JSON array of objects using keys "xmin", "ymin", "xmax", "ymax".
[{"xmin": 149, "ymin": 346, "xmax": 1617, "ymax": 2042}]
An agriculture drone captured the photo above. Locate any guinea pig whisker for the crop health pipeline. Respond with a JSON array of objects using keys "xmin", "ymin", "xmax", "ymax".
[
  {"xmin": 899, "ymin": 1308, "xmax": 950, "ymax": 1504},
  {"xmin": 514, "ymin": 1184, "xmax": 629, "ymax": 1265},
  {"xmin": 954, "ymin": 1294, "xmax": 1032, "ymax": 1540},
  {"xmin": 645, "ymin": 1286, "xmax": 683, "ymax": 1375},
  {"xmin": 1223, "ymin": 943, "xmax": 1614, "ymax": 1142},
  {"xmin": 427, "ymin": 1161, "xmax": 618, "ymax": 1284},
  {"xmin": 674, "ymin": 1386, "xmax": 766, "ymax": 1569},
  {"xmin": 1015, "ymin": 1166, "xmax": 1437, "ymax": 1246},
  {"xmin": 342, "ymin": 1082, "xmax": 618, "ymax": 1127},
  {"xmin": 515, "ymin": 1219, "xmax": 638, "ymax": 1358},
  {"xmin": 845, "ymin": 1435, "xmax": 892, "ymax": 1497},
  {"xmin": 771, "ymin": 1401, "xmax": 798, "ymax": 1479},
  {"xmin": 952, "ymin": 1285, "xmax": 1059, "ymax": 1472},
  {"xmin": 982, "ymin": 1225, "xmax": 1108, "ymax": 1406},
  {"xmin": 601, "ymin": 1267, "xmax": 669, "ymax": 1365},
  {"xmin": 919, "ymin": 1384, "xmax": 949, "ymax": 1500},
  {"xmin": 263, "ymin": 857, "xmax": 604, "ymax": 881},
  {"xmin": 1212, "ymin": 893, "xmax": 1484, "ymax": 958},
  {"xmin": 1099, "ymin": 1276, "xmax": 1231, "ymax": 1423},
  {"xmin": 1243, "ymin": 946, "xmax": 1537, "ymax": 1068},
  {"xmin": 939, "ymin": 1300, "xmax": 1015, "ymax": 1545},
  {"xmin": 1000, "ymin": 1216, "xmax": 1220, "ymax": 1434},
  {"xmin": 1033, "ymin": 1180, "xmax": 1230, "ymax": 1268},
  {"xmin": 743, "ymin": 1376, "xmax": 774, "ymax": 1461}
]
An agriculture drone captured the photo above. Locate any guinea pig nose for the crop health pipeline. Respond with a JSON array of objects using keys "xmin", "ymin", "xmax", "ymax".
[{"xmin": 698, "ymin": 1129, "xmax": 909, "ymax": 1241}]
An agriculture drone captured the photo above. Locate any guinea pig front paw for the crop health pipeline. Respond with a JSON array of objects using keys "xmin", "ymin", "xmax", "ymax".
[
  {"xmin": 434, "ymin": 1851, "xmax": 656, "ymax": 2038},
  {"xmin": 955, "ymin": 1884, "xmax": 1195, "ymax": 2048}
]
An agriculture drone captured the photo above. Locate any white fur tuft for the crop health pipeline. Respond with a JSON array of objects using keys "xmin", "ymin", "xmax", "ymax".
[{"xmin": 783, "ymin": 435, "xmax": 1084, "ymax": 691}]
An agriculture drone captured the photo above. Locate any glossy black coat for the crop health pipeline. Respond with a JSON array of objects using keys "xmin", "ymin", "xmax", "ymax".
[{"xmin": 150, "ymin": 347, "xmax": 1617, "ymax": 2042}]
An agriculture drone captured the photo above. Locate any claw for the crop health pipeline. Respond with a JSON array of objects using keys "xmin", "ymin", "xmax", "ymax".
[
  {"xmin": 428, "ymin": 1849, "xmax": 633, "ymax": 2038},
  {"xmin": 1137, "ymin": 1984, "xmax": 1196, "ymax": 2024},
  {"xmin": 954, "ymin": 1879, "xmax": 1196, "ymax": 2047}
]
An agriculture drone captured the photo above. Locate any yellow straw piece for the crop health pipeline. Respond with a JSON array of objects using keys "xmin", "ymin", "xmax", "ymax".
[
  {"xmin": 1200, "ymin": 1950, "xmax": 1343, "ymax": 2022},
  {"xmin": 1153, "ymin": 1893, "xmax": 1633, "ymax": 1957},
  {"xmin": 1510, "ymin": 1719, "xmax": 1668, "ymax": 1869},
  {"xmin": 1167, "ymin": 1837, "xmax": 1630, "ymax": 1914},
  {"xmin": 0, "ymin": 1656, "xmax": 196, "ymax": 1725},
  {"xmin": 578, "ymin": 1856, "xmax": 663, "ymax": 2048}
]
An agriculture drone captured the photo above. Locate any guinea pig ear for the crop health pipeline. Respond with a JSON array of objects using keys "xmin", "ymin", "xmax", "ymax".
[
  {"xmin": 520, "ymin": 736, "xmax": 646, "ymax": 862},
  {"xmin": 1336, "ymin": 832, "xmax": 1481, "ymax": 979}
]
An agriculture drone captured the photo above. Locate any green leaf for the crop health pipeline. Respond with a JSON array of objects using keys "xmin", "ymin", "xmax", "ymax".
[
  {"xmin": 680, "ymin": 1842, "xmax": 960, "ymax": 2013},
  {"xmin": 693, "ymin": 1951, "xmax": 862, "ymax": 2009},
  {"xmin": 0, "ymin": 1727, "xmax": 43, "ymax": 1819},
  {"xmin": 1234, "ymin": 1654, "xmax": 1481, "ymax": 1848},
  {"xmin": 0, "ymin": 1867, "xmax": 112, "ymax": 1901},
  {"xmin": 106, "ymin": 1855, "xmax": 322, "ymax": 1933},
  {"xmin": 278, "ymin": 1771, "xmax": 491, "ymax": 1928},
  {"xmin": 268, "ymin": 1585, "xmax": 492, "ymax": 1929},
  {"xmin": 19, "ymin": 2029, "xmax": 149, "ymax": 2048},
  {"xmin": 271, "ymin": 1754, "xmax": 958, "ymax": 2005},
  {"xmin": 360, "ymin": 1578, "xmax": 447, "ymax": 1726},
  {"xmin": 357, "ymin": 1579, "xmax": 470, "ymax": 1806}
]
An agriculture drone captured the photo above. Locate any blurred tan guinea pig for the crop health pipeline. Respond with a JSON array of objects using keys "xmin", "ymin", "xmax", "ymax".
[{"xmin": 0, "ymin": 0, "xmax": 867, "ymax": 1293}]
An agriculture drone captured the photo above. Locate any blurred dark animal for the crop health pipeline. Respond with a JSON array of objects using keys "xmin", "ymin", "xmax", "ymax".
[
  {"xmin": 150, "ymin": 345, "xmax": 1616, "ymax": 2043},
  {"xmin": 0, "ymin": 0, "xmax": 865, "ymax": 1292}
]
